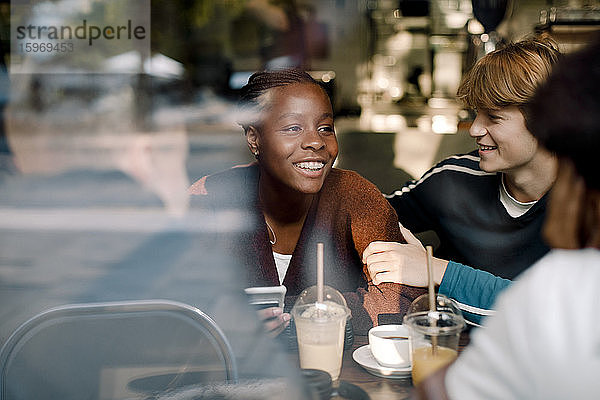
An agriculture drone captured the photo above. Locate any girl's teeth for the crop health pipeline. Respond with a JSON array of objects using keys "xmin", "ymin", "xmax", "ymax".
[{"xmin": 295, "ymin": 161, "xmax": 325, "ymax": 171}]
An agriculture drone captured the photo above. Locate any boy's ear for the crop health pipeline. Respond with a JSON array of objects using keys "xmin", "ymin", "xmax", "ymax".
[{"xmin": 246, "ymin": 125, "xmax": 259, "ymax": 155}]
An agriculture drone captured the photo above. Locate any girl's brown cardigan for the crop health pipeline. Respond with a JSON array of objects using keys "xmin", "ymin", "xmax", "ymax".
[{"xmin": 190, "ymin": 165, "xmax": 424, "ymax": 334}]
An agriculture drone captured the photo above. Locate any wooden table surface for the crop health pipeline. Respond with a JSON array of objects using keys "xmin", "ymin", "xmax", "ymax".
[{"xmin": 328, "ymin": 332, "xmax": 471, "ymax": 399}]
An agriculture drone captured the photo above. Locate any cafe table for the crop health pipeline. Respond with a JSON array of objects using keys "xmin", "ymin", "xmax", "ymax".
[{"xmin": 294, "ymin": 331, "xmax": 471, "ymax": 400}]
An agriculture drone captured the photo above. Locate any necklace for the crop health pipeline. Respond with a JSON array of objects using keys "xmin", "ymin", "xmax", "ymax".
[{"xmin": 265, "ymin": 220, "xmax": 277, "ymax": 245}]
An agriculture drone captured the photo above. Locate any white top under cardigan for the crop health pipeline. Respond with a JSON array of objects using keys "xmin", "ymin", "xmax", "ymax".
[{"xmin": 273, "ymin": 251, "xmax": 292, "ymax": 285}]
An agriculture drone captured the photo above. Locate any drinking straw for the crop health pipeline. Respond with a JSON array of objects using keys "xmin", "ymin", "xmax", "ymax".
[
  {"xmin": 426, "ymin": 246, "xmax": 436, "ymax": 313},
  {"xmin": 426, "ymin": 245, "xmax": 438, "ymax": 355},
  {"xmin": 317, "ymin": 242, "xmax": 324, "ymax": 303}
]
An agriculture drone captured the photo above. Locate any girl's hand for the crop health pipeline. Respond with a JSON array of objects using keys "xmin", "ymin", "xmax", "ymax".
[{"xmin": 257, "ymin": 307, "xmax": 290, "ymax": 337}]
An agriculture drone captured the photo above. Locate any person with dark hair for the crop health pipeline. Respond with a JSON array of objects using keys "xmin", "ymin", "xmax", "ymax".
[
  {"xmin": 189, "ymin": 69, "xmax": 422, "ymax": 335},
  {"xmin": 363, "ymin": 37, "xmax": 562, "ymax": 325},
  {"xmin": 414, "ymin": 36, "xmax": 600, "ymax": 400},
  {"xmin": 245, "ymin": 0, "xmax": 307, "ymax": 70}
]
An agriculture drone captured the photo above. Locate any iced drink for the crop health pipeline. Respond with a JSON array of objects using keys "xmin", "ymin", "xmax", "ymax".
[
  {"xmin": 404, "ymin": 294, "xmax": 465, "ymax": 386},
  {"xmin": 411, "ymin": 345, "xmax": 457, "ymax": 385},
  {"xmin": 292, "ymin": 300, "xmax": 349, "ymax": 380}
]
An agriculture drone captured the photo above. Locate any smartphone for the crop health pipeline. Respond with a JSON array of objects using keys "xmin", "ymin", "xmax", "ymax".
[{"xmin": 244, "ymin": 285, "xmax": 287, "ymax": 310}]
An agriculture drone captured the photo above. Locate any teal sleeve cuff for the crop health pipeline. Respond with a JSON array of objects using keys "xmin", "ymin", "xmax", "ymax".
[{"xmin": 439, "ymin": 261, "xmax": 512, "ymax": 325}]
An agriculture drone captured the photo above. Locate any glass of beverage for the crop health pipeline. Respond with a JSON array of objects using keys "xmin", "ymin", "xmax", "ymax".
[
  {"xmin": 291, "ymin": 285, "xmax": 350, "ymax": 381},
  {"xmin": 404, "ymin": 294, "xmax": 465, "ymax": 386}
]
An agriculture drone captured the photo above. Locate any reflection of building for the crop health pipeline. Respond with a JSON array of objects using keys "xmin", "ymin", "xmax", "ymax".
[{"xmin": 6, "ymin": 69, "xmax": 190, "ymax": 214}]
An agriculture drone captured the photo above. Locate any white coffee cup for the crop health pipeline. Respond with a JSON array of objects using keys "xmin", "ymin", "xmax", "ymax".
[{"xmin": 368, "ymin": 324, "xmax": 410, "ymax": 368}]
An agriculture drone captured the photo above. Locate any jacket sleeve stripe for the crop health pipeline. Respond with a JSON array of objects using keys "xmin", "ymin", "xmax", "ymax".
[{"xmin": 385, "ymin": 164, "xmax": 495, "ymax": 198}]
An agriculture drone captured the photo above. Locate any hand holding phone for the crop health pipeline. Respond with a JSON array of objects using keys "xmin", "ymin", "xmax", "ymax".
[{"xmin": 245, "ymin": 286, "xmax": 289, "ymax": 336}]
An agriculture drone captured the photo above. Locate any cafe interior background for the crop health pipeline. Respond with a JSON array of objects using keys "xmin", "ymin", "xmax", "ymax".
[
  {"xmin": 3, "ymin": 0, "xmax": 600, "ymax": 199},
  {"xmin": 0, "ymin": 0, "xmax": 599, "ymax": 397}
]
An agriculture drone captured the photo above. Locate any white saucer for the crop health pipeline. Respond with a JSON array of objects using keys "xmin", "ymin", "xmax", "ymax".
[{"xmin": 352, "ymin": 345, "xmax": 412, "ymax": 379}]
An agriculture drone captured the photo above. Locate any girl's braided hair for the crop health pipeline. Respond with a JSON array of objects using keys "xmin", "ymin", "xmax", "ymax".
[{"xmin": 237, "ymin": 69, "xmax": 323, "ymax": 133}]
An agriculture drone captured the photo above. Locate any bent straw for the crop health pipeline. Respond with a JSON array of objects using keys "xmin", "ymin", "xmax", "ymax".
[
  {"xmin": 426, "ymin": 245, "xmax": 438, "ymax": 355},
  {"xmin": 317, "ymin": 242, "xmax": 324, "ymax": 303}
]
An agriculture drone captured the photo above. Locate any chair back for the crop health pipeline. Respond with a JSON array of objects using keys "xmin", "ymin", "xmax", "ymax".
[{"xmin": 0, "ymin": 300, "xmax": 238, "ymax": 400}]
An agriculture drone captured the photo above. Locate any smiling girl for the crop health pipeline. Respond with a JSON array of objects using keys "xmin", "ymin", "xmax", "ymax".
[{"xmin": 190, "ymin": 69, "xmax": 422, "ymax": 335}]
